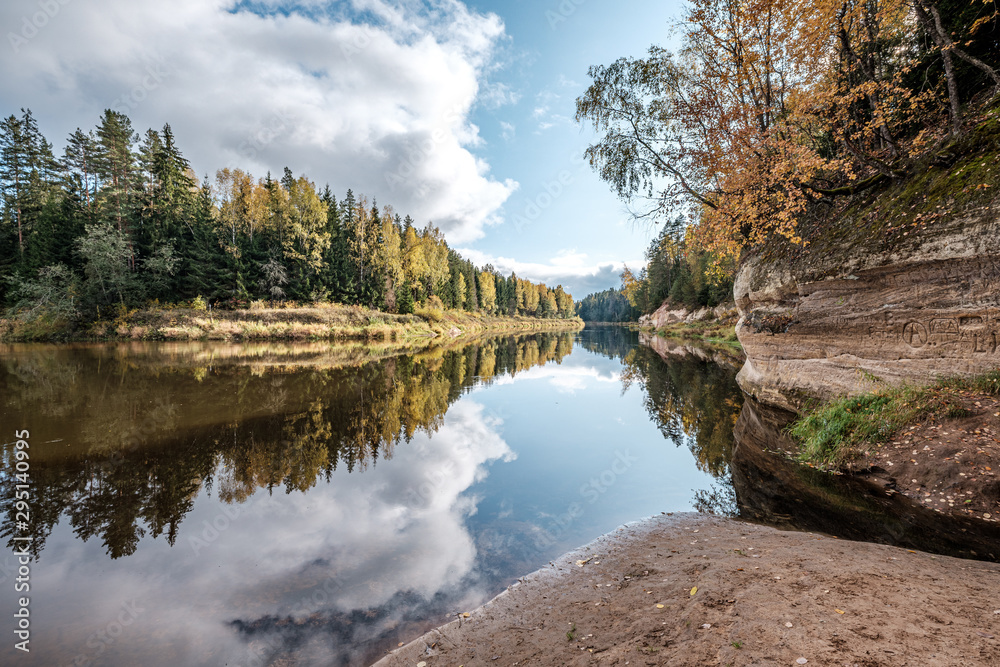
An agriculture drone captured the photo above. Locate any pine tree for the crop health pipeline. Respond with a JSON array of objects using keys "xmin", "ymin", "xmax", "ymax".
[
  {"xmin": 1, "ymin": 109, "xmax": 60, "ymax": 261},
  {"xmin": 63, "ymin": 128, "xmax": 99, "ymax": 220},
  {"xmin": 94, "ymin": 110, "xmax": 138, "ymax": 268}
]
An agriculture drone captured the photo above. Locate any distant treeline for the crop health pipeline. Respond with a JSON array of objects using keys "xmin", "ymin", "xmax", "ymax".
[
  {"xmin": 0, "ymin": 108, "xmax": 575, "ymax": 324},
  {"xmin": 579, "ymin": 222, "xmax": 734, "ymax": 322},
  {"xmin": 575, "ymin": 287, "xmax": 639, "ymax": 323}
]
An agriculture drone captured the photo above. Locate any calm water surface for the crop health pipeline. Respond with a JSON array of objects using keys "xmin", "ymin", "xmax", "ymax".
[{"xmin": 0, "ymin": 328, "xmax": 742, "ymax": 666}]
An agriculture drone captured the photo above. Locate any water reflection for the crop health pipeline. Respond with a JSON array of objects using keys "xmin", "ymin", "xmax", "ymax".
[
  {"xmin": 731, "ymin": 397, "xmax": 1000, "ymax": 561},
  {"xmin": 1, "ymin": 330, "xmax": 729, "ymax": 666},
  {"xmin": 11, "ymin": 325, "xmax": 995, "ymax": 666},
  {"xmin": 617, "ymin": 333, "xmax": 1000, "ymax": 560},
  {"xmin": 604, "ymin": 334, "xmax": 744, "ymax": 517},
  {"xmin": 0, "ymin": 335, "xmax": 573, "ymax": 561}
]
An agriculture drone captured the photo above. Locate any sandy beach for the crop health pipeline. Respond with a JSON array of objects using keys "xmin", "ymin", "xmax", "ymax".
[{"xmin": 374, "ymin": 513, "xmax": 1000, "ymax": 666}]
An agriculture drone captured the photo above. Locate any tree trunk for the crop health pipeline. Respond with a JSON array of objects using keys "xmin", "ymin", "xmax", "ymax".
[
  {"xmin": 923, "ymin": 0, "xmax": 1000, "ymax": 89},
  {"xmin": 912, "ymin": 0, "xmax": 963, "ymax": 135}
]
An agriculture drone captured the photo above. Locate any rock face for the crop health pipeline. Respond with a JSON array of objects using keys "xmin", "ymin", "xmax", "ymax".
[
  {"xmin": 638, "ymin": 302, "xmax": 738, "ymax": 329},
  {"xmin": 734, "ymin": 205, "xmax": 1000, "ymax": 412}
]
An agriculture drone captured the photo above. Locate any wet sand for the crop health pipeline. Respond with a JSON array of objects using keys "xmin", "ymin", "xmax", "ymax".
[{"xmin": 373, "ymin": 513, "xmax": 1000, "ymax": 666}]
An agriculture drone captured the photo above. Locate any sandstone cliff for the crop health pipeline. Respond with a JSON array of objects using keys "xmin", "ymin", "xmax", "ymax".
[
  {"xmin": 638, "ymin": 302, "xmax": 738, "ymax": 330},
  {"xmin": 734, "ymin": 119, "xmax": 1000, "ymax": 412}
]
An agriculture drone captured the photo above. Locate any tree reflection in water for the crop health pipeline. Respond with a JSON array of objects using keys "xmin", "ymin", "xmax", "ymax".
[
  {"xmin": 580, "ymin": 329, "xmax": 744, "ymax": 515},
  {"xmin": 0, "ymin": 334, "xmax": 575, "ymax": 559}
]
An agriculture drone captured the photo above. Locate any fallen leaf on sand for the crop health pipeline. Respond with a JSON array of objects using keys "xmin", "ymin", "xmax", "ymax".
[
  {"xmin": 835, "ymin": 609, "xmax": 845, "ymax": 614},
  {"xmin": 656, "ymin": 604, "xmax": 665, "ymax": 609},
  {"xmin": 690, "ymin": 586, "xmax": 698, "ymax": 596}
]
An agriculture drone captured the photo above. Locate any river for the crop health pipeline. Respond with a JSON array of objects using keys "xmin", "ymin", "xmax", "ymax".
[{"xmin": 1, "ymin": 327, "xmax": 998, "ymax": 666}]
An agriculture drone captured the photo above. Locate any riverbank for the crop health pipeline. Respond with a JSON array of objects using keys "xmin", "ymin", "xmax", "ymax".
[
  {"xmin": 375, "ymin": 513, "xmax": 1000, "ymax": 666},
  {"xmin": 0, "ymin": 303, "xmax": 583, "ymax": 343},
  {"xmin": 784, "ymin": 372, "xmax": 1000, "ymax": 525},
  {"xmin": 637, "ymin": 302, "xmax": 742, "ymax": 349}
]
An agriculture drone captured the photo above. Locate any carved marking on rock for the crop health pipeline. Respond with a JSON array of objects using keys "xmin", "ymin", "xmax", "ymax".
[
  {"xmin": 974, "ymin": 332, "xmax": 998, "ymax": 355},
  {"xmin": 929, "ymin": 319, "xmax": 958, "ymax": 335},
  {"xmin": 765, "ymin": 355, "xmax": 779, "ymax": 373},
  {"xmin": 902, "ymin": 322, "xmax": 928, "ymax": 348}
]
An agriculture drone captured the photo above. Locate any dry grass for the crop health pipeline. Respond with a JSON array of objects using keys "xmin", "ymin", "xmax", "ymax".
[
  {"xmin": 0, "ymin": 302, "xmax": 582, "ymax": 344},
  {"xmin": 0, "ymin": 300, "xmax": 584, "ymax": 344}
]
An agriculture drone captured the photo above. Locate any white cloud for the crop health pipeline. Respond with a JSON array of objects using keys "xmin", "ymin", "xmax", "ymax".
[
  {"xmin": 500, "ymin": 363, "xmax": 620, "ymax": 394},
  {"xmin": 455, "ymin": 247, "xmax": 644, "ymax": 297},
  {"xmin": 530, "ymin": 85, "xmax": 573, "ymax": 133},
  {"xmin": 557, "ymin": 74, "xmax": 580, "ymax": 89},
  {"xmin": 1, "ymin": 0, "xmax": 517, "ymax": 243},
  {"xmin": 500, "ymin": 120, "xmax": 515, "ymax": 142},
  {"xmin": 481, "ymin": 82, "xmax": 521, "ymax": 109}
]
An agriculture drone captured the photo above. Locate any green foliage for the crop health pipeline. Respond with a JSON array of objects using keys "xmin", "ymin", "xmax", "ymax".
[
  {"xmin": 575, "ymin": 287, "xmax": 640, "ymax": 322},
  {"xmin": 4, "ymin": 263, "xmax": 81, "ymax": 331},
  {"xmin": 397, "ymin": 281, "xmax": 415, "ymax": 315},
  {"xmin": 789, "ymin": 370, "xmax": 1000, "ymax": 467},
  {"xmin": 142, "ymin": 243, "xmax": 178, "ymax": 301},
  {"xmin": 0, "ymin": 108, "xmax": 576, "ymax": 331},
  {"xmin": 581, "ymin": 221, "xmax": 735, "ymax": 320},
  {"xmin": 76, "ymin": 222, "xmax": 139, "ymax": 311}
]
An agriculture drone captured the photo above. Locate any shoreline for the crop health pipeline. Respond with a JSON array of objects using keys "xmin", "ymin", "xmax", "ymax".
[
  {"xmin": 0, "ymin": 304, "xmax": 584, "ymax": 343},
  {"xmin": 374, "ymin": 512, "xmax": 1000, "ymax": 666}
]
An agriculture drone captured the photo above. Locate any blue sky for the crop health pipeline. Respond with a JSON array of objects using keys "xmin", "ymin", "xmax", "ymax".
[
  {"xmin": 458, "ymin": 0, "xmax": 683, "ymax": 296},
  {"xmin": 0, "ymin": 0, "xmax": 684, "ymax": 298}
]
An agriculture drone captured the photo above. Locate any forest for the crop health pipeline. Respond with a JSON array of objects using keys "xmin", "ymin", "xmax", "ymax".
[
  {"xmin": 577, "ymin": 0, "xmax": 1000, "ymax": 319},
  {"xmin": 0, "ymin": 109, "xmax": 575, "ymax": 332}
]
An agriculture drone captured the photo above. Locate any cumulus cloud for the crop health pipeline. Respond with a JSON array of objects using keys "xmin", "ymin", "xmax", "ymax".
[
  {"xmin": 1, "ymin": 0, "xmax": 517, "ymax": 243},
  {"xmin": 456, "ymin": 247, "xmax": 644, "ymax": 297}
]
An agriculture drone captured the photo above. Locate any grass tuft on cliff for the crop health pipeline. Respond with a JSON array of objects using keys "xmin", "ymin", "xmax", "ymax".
[{"xmin": 789, "ymin": 370, "xmax": 1000, "ymax": 468}]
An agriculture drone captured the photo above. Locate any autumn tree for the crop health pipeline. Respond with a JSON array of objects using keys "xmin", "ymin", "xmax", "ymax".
[
  {"xmin": 478, "ymin": 269, "xmax": 497, "ymax": 313},
  {"xmin": 577, "ymin": 0, "xmax": 1000, "ymax": 259},
  {"xmin": 284, "ymin": 174, "xmax": 330, "ymax": 296}
]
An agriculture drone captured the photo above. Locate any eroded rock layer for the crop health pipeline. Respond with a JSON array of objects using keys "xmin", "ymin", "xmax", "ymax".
[{"xmin": 734, "ymin": 213, "xmax": 1000, "ymax": 411}]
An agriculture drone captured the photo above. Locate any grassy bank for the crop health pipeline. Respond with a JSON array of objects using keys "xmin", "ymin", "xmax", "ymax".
[
  {"xmin": 788, "ymin": 370, "xmax": 1000, "ymax": 468},
  {"xmin": 0, "ymin": 302, "xmax": 584, "ymax": 343}
]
